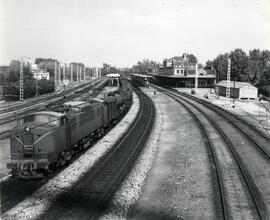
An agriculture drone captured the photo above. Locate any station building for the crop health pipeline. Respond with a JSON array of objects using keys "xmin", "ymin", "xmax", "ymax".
[
  {"xmin": 131, "ymin": 73, "xmax": 153, "ymax": 86},
  {"xmin": 215, "ymin": 81, "xmax": 258, "ymax": 99},
  {"xmin": 152, "ymin": 54, "xmax": 216, "ymax": 88}
]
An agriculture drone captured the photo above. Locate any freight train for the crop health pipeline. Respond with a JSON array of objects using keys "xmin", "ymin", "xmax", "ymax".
[{"xmin": 7, "ymin": 80, "xmax": 133, "ymax": 178}]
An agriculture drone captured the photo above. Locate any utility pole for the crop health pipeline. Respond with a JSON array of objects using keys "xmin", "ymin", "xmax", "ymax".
[
  {"xmin": 54, "ymin": 61, "xmax": 57, "ymax": 92},
  {"xmin": 226, "ymin": 58, "xmax": 231, "ymax": 105},
  {"xmin": 19, "ymin": 58, "xmax": 24, "ymax": 101},
  {"xmin": 77, "ymin": 64, "xmax": 79, "ymax": 81},
  {"xmin": 58, "ymin": 62, "xmax": 61, "ymax": 82},
  {"xmin": 63, "ymin": 63, "xmax": 66, "ymax": 80},
  {"xmin": 70, "ymin": 63, "xmax": 73, "ymax": 82},
  {"xmin": 79, "ymin": 65, "xmax": 82, "ymax": 81},
  {"xmin": 84, "ymin": 66, "xmax": 86, "ymax": 80},
  {"xmin": 195, "ymin": 63, "xmax": 198, "ymax": 93},
  {"xmin": 19, "ymin": 56, "xmax": 31, "ymax": 101}
]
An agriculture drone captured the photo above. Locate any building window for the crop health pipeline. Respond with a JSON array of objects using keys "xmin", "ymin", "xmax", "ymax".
[
  {"xmin": 181, "ymin": 69, "xmax": 184, "ymax": 74},
  {"xmin": 176, "ymin": 70, "xmax": 180, "ymax": 74}
]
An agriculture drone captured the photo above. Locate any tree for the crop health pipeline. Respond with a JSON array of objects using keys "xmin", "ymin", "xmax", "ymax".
[
  {"xmin": 206, "ymin": 48, "xmax": 270, "ymax": 85},
  {"xmin": 38, "ymin": 78, "xmax": 54, "ymax": 95},
  {"xmin": 211, "ymin": 53, "xmax": 229, "ymax": 82},
  {"xmin": 132, "ymin": 59, "xmax": 158, "ymax": 74},
  {"xmin": 229, "ymin": 48, "xmax": 248, "ymax": 81},
  {"xmin": 245, "ymin": 49, "xmax": 270, "ymax": 84},
  {"xmin": 187, "ymin": 54, "xmax": 198, "ymax": 64}
]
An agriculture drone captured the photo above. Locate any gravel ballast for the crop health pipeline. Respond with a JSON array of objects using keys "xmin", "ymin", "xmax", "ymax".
[
  {"xmin": 117, "ymin": 87, "xmax": 216, "ymax": 220},
  {"xmin": 99, "ymin": 88, "xmax": 162, "ymax": 220},
  {"xmin": 2, "ymin": 93, "xmax": 140, "ymax": 220}
]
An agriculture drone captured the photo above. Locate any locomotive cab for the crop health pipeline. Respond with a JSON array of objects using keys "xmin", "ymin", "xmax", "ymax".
[{"xmin": 7, "ymin": 111, "xmax": 67, "ymax": 178}]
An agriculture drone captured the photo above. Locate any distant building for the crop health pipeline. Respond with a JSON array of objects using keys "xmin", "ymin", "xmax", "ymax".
[
  {"xmin": 0, "ymin": 66, "xmax": 9, "ymax": 81},
  {"xmin": 69, "ymin": 62, "xmax": 85, "ymax": 81},
  {"xmin": 158, "ymin": 53, "xmax": 195, "ymax": 76},
  {"xmin": 92, "ymin": 67, "xmax": 102, "ymax": 78},
  {"xmin": 33, "ymin": 71, "xmax": 50, "ymax": 80},
  {"xmin": 31, "ymin": 64, "xmax": 50, "ymax": 80},
  {"xmin": 215, "ymin": 81, "xmax": 258, "ymax": 99},
  {"xmin": 154, "ymin": 53, "xmax": 216, "ymax": 87}
]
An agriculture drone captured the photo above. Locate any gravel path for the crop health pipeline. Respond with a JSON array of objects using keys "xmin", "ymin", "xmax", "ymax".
[
  {"xmin": 100, "ymin": 86, "xmax": 216, "ymax": 220},
  {"xmin": 1, "ymin": 92, "xmax": 139, "ymax": 220}
]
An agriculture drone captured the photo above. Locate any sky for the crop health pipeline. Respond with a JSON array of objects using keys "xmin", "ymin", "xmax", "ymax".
[{"xmin": 0, "ymin": 0, "xmax": 269, "ymax": 67}]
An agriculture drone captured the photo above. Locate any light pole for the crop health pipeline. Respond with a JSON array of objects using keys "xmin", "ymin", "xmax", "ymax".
[
  {"xmin": 195, "ymin": 63, "xmax": 198, "ymax": 93},
  {"xmin": 225, "ymin": 58, "xmax": 231, "ymax": 106},
  {"xmin": 54, "ymin": 61, "xmax": 58, "ymax": 92}
]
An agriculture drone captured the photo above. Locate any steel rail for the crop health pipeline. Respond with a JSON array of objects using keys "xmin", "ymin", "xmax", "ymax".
[
  {"xmin": 0, "ymin": 79, "xmax": 101, "ymax": 114},
  {"xmin": 0, "ymin": 79, "xmax": 107, "ymax": 140},
  {"xmin": 41, "ymin": 86, "xmax": 155, "ymax": 220},
  {"xmin": 170, "ymin": 88, "xmax": 270, "ymax": 160},
  {"xmin": 170, "ymin": 87, "xmax": 270, "ymax": 142},
  {"xmin": 87, "ymin": 88, "xmax": 154, "ymax": 219},
  {"xmin": 156, "ymin": 85, "xmax": 264, "ymax": 219},
  {"xmin": 156, "ymin": 88, "xmax": 228, "ymax": 220}
]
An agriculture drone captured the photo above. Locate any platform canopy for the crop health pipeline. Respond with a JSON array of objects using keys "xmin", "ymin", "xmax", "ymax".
[{"xmin": 106, "ymin": 73, "xmax": 120, "ymax": 78}]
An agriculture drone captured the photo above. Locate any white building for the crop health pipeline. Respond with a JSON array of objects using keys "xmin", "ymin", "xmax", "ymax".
[
  {"xmin": 33, "ymin": 71, "xmax": 50, "ymax": 80},
  {"xmin": 31, "ymin": 64, "xmax": 50, "ymax": 80},
  {"xmin": 215, "ymin": 81, "xmax": 258, "ymax": 99}
]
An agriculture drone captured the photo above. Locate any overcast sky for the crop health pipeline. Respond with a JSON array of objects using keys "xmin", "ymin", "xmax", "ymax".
[{"xmin": 0, "ymin": 0, "xmax": 269, "ymax": 67}]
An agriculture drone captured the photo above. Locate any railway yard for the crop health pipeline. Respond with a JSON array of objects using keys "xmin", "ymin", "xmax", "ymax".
[{"xmin": 0, "ymin": 78, "xmax": 270, "ymax": 220}]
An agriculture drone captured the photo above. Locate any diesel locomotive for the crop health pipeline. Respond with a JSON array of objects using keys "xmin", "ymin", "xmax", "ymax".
[{"xmin": 7, "ymin": 80, "xmax": 133, "ymax": 178}]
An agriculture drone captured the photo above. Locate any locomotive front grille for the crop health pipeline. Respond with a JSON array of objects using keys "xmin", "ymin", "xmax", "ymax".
[{"xmin": 24, "ymin": 145, "xmax": 34, "ymax": 155}]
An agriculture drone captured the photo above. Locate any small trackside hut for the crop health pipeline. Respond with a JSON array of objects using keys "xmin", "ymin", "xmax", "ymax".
[{"xmin": 215, "ymin": 81, "xmax": 258, "ymax": 100}]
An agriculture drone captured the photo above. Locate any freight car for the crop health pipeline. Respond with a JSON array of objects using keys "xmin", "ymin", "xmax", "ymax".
[{"xmin": 7, "ymin": 82, "xmax": 132, "ymax": 178}]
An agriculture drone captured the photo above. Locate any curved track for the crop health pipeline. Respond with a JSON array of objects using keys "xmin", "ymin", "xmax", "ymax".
[
  {"xmin": 153, "ymin": 84, "xmax": 270, "ymax": 219},
  {"xmin": 0, "ymin": 79, "xmax": 100, "ymax": 114},
  {"xmin": 37, "ymin": 86, "xmax": 155, "ymax": 220}
]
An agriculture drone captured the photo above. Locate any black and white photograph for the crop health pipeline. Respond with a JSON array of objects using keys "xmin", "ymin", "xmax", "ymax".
[{"xmin": 0, "ymin": 0, "xmax": 270, "ymax": 219}]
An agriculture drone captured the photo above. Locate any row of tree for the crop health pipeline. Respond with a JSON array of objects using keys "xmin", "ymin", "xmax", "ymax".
[
  {"xmin": 132, "ymin": 59, "xmax": 158, "ymax": 74},
  {"xmin": 206, "ymin": 49, "xmax": 270, "ymax": 85},
  {"xmin": 2, "ymin": 66, "xmax": 54, "ymax": 101}
]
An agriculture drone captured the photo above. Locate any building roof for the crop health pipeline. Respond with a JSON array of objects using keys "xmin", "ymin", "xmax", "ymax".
[
  {"xmin": 216, "ymin": 81, "xmax": 257, "ymax": 89},
  {"xmin": 131, "ymin": 73, "xmax": 153, "ymax": 78},
  {"xmin": 106, "ymin": 73, "xmax": 120, "ymax": 78},
  {"xmin": 156, "ymin": 74, "xmax": 216, "ymax": 79}
]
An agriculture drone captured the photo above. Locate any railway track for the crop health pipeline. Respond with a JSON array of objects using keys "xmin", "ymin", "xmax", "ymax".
[
  {"xmin": 0, "ymin": 79, "xmax": 107, "ymax": 140},
  {"xmin": 0, "ymin": 79, "xmax": 100, "ymax": 114},
  {"xmin": 37, "ymin": 86, "xmax": 155, "ymax": 220},
  {"xmin": 153, "ymin": 85, "xmax": 270, "ymax": 219}
]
